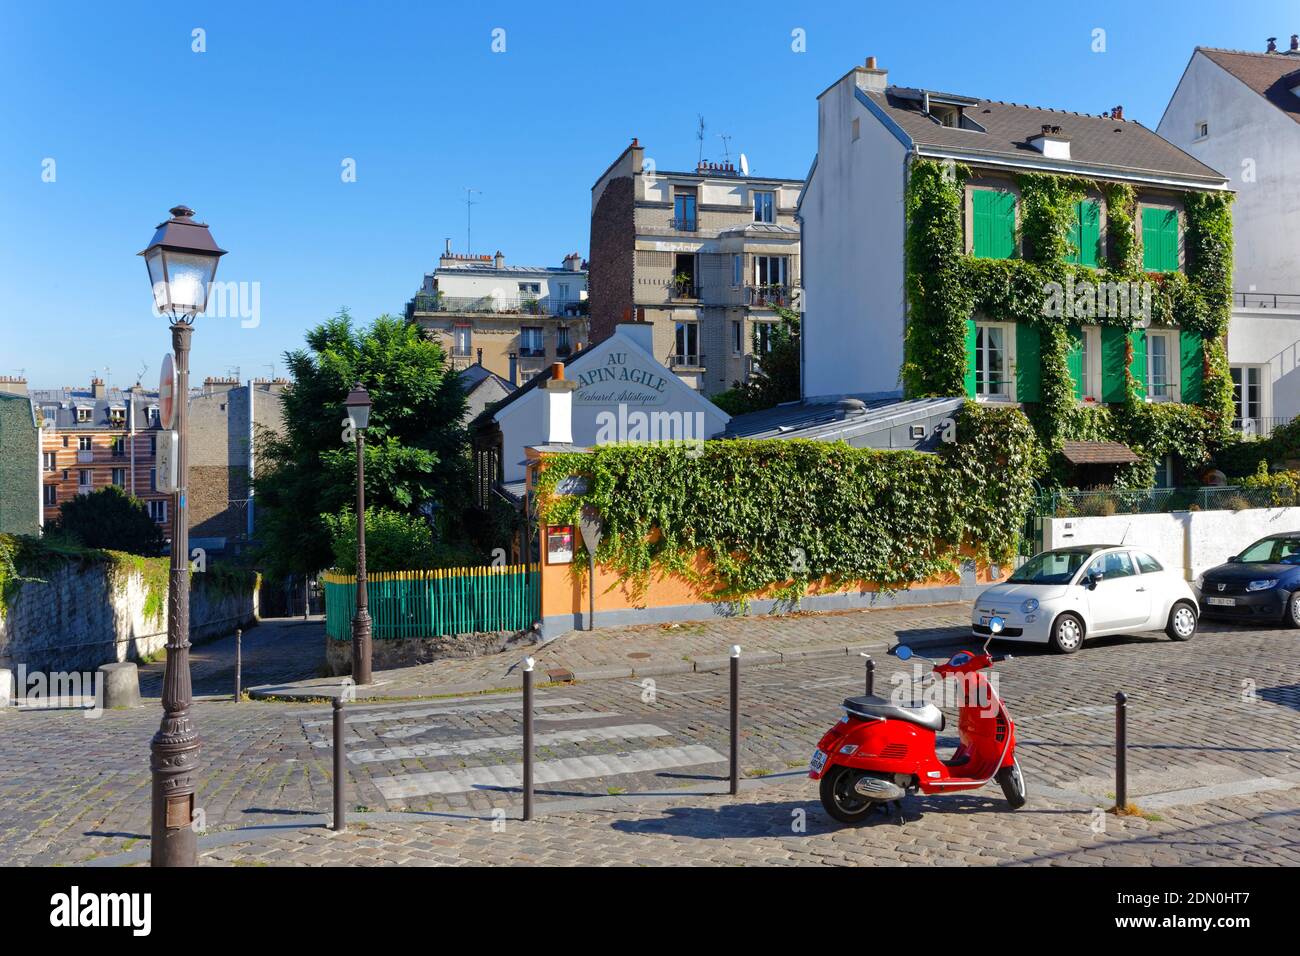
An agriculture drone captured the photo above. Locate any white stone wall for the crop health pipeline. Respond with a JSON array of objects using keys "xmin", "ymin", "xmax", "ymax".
[
  {"xmin": 1044, "ymin": 506, "xmax": 1300, "ymax": 580},
  {"xmin": 801, "ymin": 71, "xmax": 909, "ymax": 400},
  {"xmin": 0, "ymin": 560, "xmax": 258, "ymax": 673}
]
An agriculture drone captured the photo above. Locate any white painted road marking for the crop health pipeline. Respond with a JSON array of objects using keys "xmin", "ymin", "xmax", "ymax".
[
  {"xmin": 301, "ymin": 696, "xmax": 583, "ymax": 729},
  {"xmin": 537, "ymin": 711, "xmax": 622, "ymax": 722},
  {"xmin": 347, "ymin": 724, "xmax": 671, "ymax": 765},
  {"xmin": 373, "ymin": 744, "xmax": 727, "ymax": 800}
]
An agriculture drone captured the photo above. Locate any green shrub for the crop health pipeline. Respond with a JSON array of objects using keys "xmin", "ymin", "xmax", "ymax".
[{"xmin": 324, "ymin": 507, "xmax": 477, "ymax": 573}]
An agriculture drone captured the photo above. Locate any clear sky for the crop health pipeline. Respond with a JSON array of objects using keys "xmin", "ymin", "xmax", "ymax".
[{"xmin": 0, "ymin": 0, "xmax": 1289, "ymax": 387}]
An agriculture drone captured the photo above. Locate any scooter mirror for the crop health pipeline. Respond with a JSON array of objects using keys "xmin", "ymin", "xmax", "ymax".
[
  {"xmin": 892, "ymin": 645, "xmax": 913, "ymax": 661},
  {"xmin": 988, "ymin": 616, "xmax": 1006, "ymax": 635}
]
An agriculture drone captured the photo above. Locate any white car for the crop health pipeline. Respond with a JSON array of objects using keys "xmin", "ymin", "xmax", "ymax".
[{"xmin": 971, "ymin": 545, "xmax": 1199, "ymax": 653}]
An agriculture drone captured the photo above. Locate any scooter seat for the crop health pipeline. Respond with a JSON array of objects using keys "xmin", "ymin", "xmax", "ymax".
[{"xmin": 842, "ymin": 695, "xmax": 945, "ymax": 732}]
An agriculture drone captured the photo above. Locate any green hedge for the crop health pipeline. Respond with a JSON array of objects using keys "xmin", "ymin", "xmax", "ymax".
[{"xmin": 535, "ymin": 403, "xmax": 1041, "ymax": 604}]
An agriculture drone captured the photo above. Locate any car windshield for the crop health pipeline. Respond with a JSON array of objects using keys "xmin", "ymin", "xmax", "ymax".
[
  {"xmin": 1008, "ymin": 549, "xmax": 1093, "ymax": 584},
  {"xmin": 1237, "ymin": 537, "xmax": 1300, "ymax": 564}
]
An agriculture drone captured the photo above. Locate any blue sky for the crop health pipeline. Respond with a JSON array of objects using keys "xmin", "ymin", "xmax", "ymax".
[{"xmin": 0, "ymin": 1, "xmax": 1288, "ymax": 386}]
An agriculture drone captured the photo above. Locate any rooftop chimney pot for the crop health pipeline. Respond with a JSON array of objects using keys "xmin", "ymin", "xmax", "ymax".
[{"xmin": 1268, "ymin": 36, "xmax": 1278, "ymax": 53}]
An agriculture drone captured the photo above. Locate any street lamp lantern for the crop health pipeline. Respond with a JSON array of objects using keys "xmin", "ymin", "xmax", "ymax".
[
  {"xmin": 138, "ymin": 205, "xmax": 227, "ymax": 319},
  {"xmin": 344, "ymin": 383, "xmax": 372, "ymax": 430},
  {"xmin": 141, "ymin": 204, "xmax": 224, "ymax": 868}
]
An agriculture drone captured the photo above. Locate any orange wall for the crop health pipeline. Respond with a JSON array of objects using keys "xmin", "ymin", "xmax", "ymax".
[{"xmin": 540, "ymin": 532, "xmax": 1008, "ymax": 618}]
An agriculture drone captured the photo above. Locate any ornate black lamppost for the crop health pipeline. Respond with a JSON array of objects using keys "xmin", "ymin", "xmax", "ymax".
[
  {"xmin": 139, "ymin": 205, "xmax": 226, "ymax": 867},
  {"xmin": 344, "ymin": 383, "xmax": 372, "ymax": 685}
]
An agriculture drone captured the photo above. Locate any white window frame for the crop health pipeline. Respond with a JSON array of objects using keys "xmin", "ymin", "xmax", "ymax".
[
  {"xmin": 1079, "ymin": 326, "xmax": 1103, "ymax": 403},
  {"xmin": 752, "ymin": 191, "xmax": 775, "ymax": 223},
  {"xmin": 519, "ymin": 326, "xmax": 545, "ymax": 357},
  {"xmin": 148, "ymin": 499, "xmax": 169, "ymax": 524},
  {"xmin": 43, "ymin": 483, "xmax": 57, "ymax": 506},
  {"xmin": 78, "ymin": 436, "xmax": 92, "ymax": 451},
  {"xmin": 753, "ymin": 255, "xmax": 788, "ymax": 287},
  {"xmin": 78, "ymin": 469, "xmax": 91, "ymax": 488},
  {"xmin": 974, "ymin": 320, "xmax": 1016, "ymax": 402},
  {"xmin": 732, "ymin": 320, "xmax": 743, "ymax": 356},
  {"xmin": 111, "ymin": 468, "xmax": 126, "ymax": 487},
  {"xmin": 42, "ymin": 451, "xmax": 56, "ymax": 472},
  {"xmin": 1146, "ymin": 329, "xmax": 1180, "ymax": 403},
  {"xmin": 1231, "ymin": 364, "xmax": 1269, "ymax": 434},
  {"xmin": 1194, "ymin": 120, "xmax": 1209, "ymax": 141},
  {"xmin": 732, "ymin": 254, "xmax": 743, "ymax": 287}
]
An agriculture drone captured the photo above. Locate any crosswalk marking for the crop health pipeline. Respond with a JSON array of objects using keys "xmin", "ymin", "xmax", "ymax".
[
  {"xmin": 373, "ymin": 744, "xmax": 727, "ymax": 800},
  {"xmin": 301, "ymin": 696, "xmax": 583, "ymax": 729},
  {"xmin": 346, "ymin": 723, "xmax": 671, "ymax": 765}
]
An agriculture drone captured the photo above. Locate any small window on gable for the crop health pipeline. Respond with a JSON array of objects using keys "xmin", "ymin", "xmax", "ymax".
[
  {"xmin": 851, "ymin": 117, "xmax": 860, "ymax": 141},
  {"xmin": 1195, "ymin": 121, "xmax": 1209, "ymax": 139}
]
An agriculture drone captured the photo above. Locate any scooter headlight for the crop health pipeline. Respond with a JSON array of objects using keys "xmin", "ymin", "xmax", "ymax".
[
  {"xmin": 1020, "ymin": 598, "xmax": 1039, "ymax": 614},
  {"xmin": 1247, "ymin": 579, "xmax": 1279, "ymax": 591}
]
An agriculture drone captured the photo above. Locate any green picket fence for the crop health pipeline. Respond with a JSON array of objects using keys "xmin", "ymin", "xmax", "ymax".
[{"xmin": 322, "ymin": 565, "xmax": 539, "ymax": 640}]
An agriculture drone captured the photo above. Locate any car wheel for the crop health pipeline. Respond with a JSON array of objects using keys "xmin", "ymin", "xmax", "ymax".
[
  {"xmin": 1166, "ymin": 600, "xmax": 1197, "ymax": 641},
  {"xmin": 1287, "ymin": 593, "xmax": 1300, "ymax": 629},
  {"xmin": 1049, "ymin": 613, "xmax": 1085, "ymax": 654}
]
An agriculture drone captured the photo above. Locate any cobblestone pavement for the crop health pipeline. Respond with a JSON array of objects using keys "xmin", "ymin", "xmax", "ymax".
[
  {"xmin": 192, "ymin": 780, "xmax": 1300, "ymax": 867},
  {"xmin": 252, "ymin": 603, "xmax": 974, "ymax": 699},
  {"xmin": 1, "ymin": 608, "xmax": 1296, "ymax": 865}
]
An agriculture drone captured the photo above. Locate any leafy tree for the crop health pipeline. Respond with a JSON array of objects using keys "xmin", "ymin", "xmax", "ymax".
[
  {"xmin": 254, "ymin": 311, "xmax": 471, "ymax": 578},
  {"xmin": 323, "ymin": 507, "xmax": 478, "ymax": 573},
  {"xmin": 52, "ymin": 485, "xmax": 165, "ymax": 556},
  {"xmin": 712, "ymin": 306, "xmax": 800, "ymax": 415}
]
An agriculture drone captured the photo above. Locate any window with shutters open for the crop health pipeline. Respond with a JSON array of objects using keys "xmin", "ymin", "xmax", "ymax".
[
  {"xmin": 971, "ymin": 320, "xmax": 1016, "ymax": 400},
  {"xmin": 1141, "ymin": 207, "xmax": 1180, "ymax": 272},
  {"xmin": 971, "ymin": 189, "xmax": 1016, "ymax": 259},
  {"xmin": 1146, "ymin": 330, "xmax": 1179, "ymax": 402},
  {"xmin": 1067, "ymin": 326, "xmax": 1102, "ymax": 402}
]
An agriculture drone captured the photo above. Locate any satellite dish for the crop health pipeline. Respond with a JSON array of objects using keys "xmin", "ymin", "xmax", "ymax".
[{"xmin": 739, "ymin": 153, "xmax": 750, "ymax": 176}]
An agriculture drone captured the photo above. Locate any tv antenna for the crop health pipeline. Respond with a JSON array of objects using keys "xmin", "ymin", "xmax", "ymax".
[
  {"xmin": 136, "ymin": 361, "xmax": 148, "ymax": 384},
  {"xmin": 718, "ymin": 133, "xmax": 733, "ymax": 165},
  {"xmin": 464, "ymin": 188, "xmax": 482, "ymax": 255},
  {"xmin": 696, "ymin": 115, "xmax": 706, "ymax": 165}
]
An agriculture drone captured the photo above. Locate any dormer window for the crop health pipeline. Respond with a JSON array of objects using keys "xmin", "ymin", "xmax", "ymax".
[
  {"xmin": 1028, "ymin": 124, "xmax": 1071, "ymax": 160},
  {"xmin": 931, "ymin": 104, "xmax": 962, "ymax": 128},
  {"xmin": 76, "ymin": 406, "xmax": 92, "ymax": 423}
]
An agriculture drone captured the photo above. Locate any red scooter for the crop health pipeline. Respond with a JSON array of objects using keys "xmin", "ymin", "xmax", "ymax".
[{"xmin": 809, "ymin": 618, "xmax": 1026, "ymax": 824}]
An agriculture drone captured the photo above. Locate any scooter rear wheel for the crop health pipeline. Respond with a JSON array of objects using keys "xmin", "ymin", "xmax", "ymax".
[
  {"xmin": 996, "ymin": 757, "xmax": 1027, "ymax": 809},
  {"xmin": 819, "ymin": 766, "xmax": 878, "ymax": 824}
]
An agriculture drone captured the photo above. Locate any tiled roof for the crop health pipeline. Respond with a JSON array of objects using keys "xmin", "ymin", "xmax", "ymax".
[
  {"xmin": 1060, "ymin": 441, "xmax": 1140, "ymax": 465},
  {"xmin": 457, "ymin": 363, "xmax": 515, "ymax": 394},
  {"xmin": 1198, "ymin": 47, "xmax": 1300, "ymax": 124},
  {"xmin": 864, "ymin": 87, "xmax": 1227, "ymax": 185}
]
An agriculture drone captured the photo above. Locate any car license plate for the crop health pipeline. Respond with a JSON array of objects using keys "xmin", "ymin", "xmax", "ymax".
[
  {"xmin": 979, "ymin": 616, "xmax": 991, "ymax": 626},
  {"xmin": 809, "ymin": 749, "xmax": 828, "ymax": 774},
  {"xmin": 1206, "ymin": 596, "xmax": 1235, "ymax": 607}
]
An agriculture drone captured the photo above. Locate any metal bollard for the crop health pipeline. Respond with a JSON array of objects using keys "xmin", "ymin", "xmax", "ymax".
[
  {"xmin": 861, "ymin": 653, "xmax": 875, "ymax": 696},
  {"xmin": 522, "ymin": 656, "xmax": 535, "ymax": 821},
  {"xmin": 729, "ymin": 645, "xmax": 741, "ymax": 795},
  {"xmin": 233, "ymin": 628, "xmax": 242, "ymax": 702},
  {"xmin": 333, "ymin": 698, "xmax": 346, "ymax": 832},
  {"xmin": 1115, "ymin": 691, "xmax": 1128, "ymax": 812}
]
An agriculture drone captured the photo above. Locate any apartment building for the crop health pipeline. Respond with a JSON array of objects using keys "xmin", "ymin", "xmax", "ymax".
[
  {"xmin": 1159, "ymin": 37, "xmax": 1300, "ymax": 435},
  {"xmin": 588, "ymin": 139, "xmax": 803, "ymax": 395},
  {"xmin": 0, "ymin": 377, "xmax": 40, "ymax": 536},
  {"xmin": 32, "ymin": 379, "xmax": 170, "ymax": 536},
  {"xmin": 407, "ymin": 245, "xmax": 588, "ymax": 386},
  {"xmin": 189, "ymin": 376, "xmax": 290, "ymax": 557}
]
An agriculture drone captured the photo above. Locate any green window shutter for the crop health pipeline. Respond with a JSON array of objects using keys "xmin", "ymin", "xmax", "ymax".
[
  {"xmin": 972, "ymin": 189, "xmax": 1015, "ymax": 259},
  {"xmin": 1015, "ymin": 323, "xmax": 1040, "ymax": 402},
  {"xmin": 1101, "ymin": 326, "xmax": 1129, "ymax": 403},
  {"xmin": 1129, "ymin": 328, "xmax": 1148, "ymax": 400},
  {"xmin": 963, "ymin": 318, "xmax": 978, "ymax": 397},
  {"xmin": 1142, "ymin": 207, "xmax": 1179, "ymax": 272},
  {"xmin": 1076, "ymin": 200, "xmax": 1100, "ymax": 267},
  {"xmin": 1066, "ymin": 325, "xmax": 1084, "ymax": 400},
  {"xmin": 1180, "ymin": 330, "xmax": 1203, "ymax": 404}
]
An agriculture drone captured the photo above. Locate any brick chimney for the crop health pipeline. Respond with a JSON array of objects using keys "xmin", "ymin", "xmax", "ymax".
[
  {"xmin": 494, "ymin": 250, "xmax": 505, "ymax": 270},
  {"xmin": 91, "ymin": 377, "xmax": 106, "ymax": 399},
  {"xmin": 1111, "ymin": 105, "xmax": 1124, "ymax": 121},
  {"xmin": 857, "ymin": 55, "xmax": 888, "ymax": 93},
  {"xmin": 562, "ymin": 252, "xmax": 583, "ymax": 272},
  {"xmin": 1268, "ymin": 36, "xmax": 1278, "ymax": 53},
  {"xmin": 1290, "ymin": 34, "xmax": 1299, "ymax": 53}
]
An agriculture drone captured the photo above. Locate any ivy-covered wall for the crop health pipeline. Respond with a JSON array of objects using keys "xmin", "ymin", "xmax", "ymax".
[
  {"xmin": 902, "ymin": 159, "xmax": 1235, "ymax": 488},
  {"xmin": 534, "ymin": 403, "xmax": 1041, "ymax": 605}
]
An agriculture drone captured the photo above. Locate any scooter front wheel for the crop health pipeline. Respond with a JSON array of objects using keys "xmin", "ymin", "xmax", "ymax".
[
  {"xmin": 819, "ymin": 766, "xmax": 878, "ymax": 824},
  {"xmin": 996, "ymin": 757, "xmax": 1027, "ymax": 809}
]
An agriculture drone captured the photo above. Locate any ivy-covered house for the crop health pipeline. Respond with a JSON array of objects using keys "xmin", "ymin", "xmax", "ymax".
[{"xmin": 799, "ymin": 57, "xmax": 1236, "ymax": 488}]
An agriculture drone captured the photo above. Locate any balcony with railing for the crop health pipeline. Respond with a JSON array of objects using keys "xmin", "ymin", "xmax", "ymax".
[
  {"xmin": 409, "ymin": 292, "xmax": 585, "ymax": 317},
  {"xmin": 744, "ymin": 284, "xmax": 793, "ymax": 309},
  {"xmin": 1234, "ymin": 416, "xmax": 1292, "ymax": 438},
  {"xmin": 668, "ymin": 277, "xmax": 701, "ymax": 301},
  {"xmin": 1233, "ymin": 291, "xmax": 1300, "ymax": 311},
  {"xmin": 668, "ymin": 352, "xmax": 706, "ymax": 369}
]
